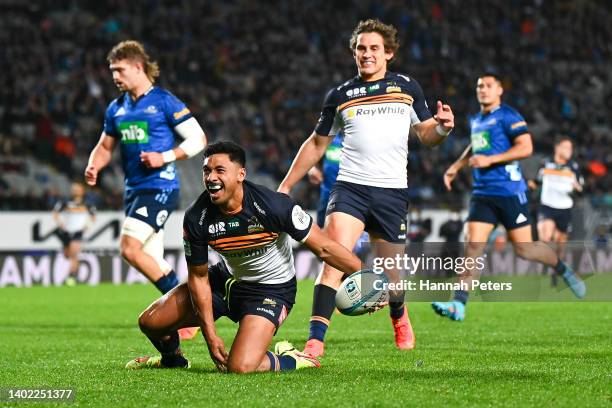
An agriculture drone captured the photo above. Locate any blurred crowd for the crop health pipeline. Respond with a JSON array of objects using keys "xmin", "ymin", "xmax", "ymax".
[{"xmin": 0, "ymin": 0, "xmax": 610, "ymax": 211}]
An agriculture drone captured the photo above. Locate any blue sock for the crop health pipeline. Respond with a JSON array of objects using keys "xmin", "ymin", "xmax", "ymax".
[
  {"xmin": 267, "ymin": 351, "xmax": 296, "ymax": 372},
  {"xmin": 308, "ymin": 320, "xmax": 328, "ymax": 342},
  {"xmin": 389, "ymin": 302, "xmax": 405, "ymax": 319},
  {"xmin": 154, "ymin": 270, "xmax": 179, "ymax": 294},
  {"xmin": 453, "ymin": 290, "xmax": 469, "ymax": 305}
]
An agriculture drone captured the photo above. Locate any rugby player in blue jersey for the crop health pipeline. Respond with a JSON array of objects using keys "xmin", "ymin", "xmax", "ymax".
[
  {"xmin": 279, "ymin": 19, "xmax": 455, "ymax": 357},
  {"xmin": 85, "ymin": 41, "xmax": 207, "ymax": 338},
  {"xmin": 433, "ymin": 73, "xmax": 586, "ymax": 321},
  {"xmin": 125, "ymin": 142, "xmax": 363, "ymax": 373}
]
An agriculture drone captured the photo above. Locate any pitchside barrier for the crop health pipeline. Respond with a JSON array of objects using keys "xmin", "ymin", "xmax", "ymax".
[{"xmin": 0, "ymin": 212, "xmax": 610, "ymax": 296}]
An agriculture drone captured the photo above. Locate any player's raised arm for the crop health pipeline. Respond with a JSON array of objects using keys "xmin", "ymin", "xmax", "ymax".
[
  {"xmin": 187, "ymin": 262, "xmax": 228, "ymax": 370},
  {"xmin": 413, "ymin": 101, "xmax": 455, "ymax": 147},
  {"xmin": 278, "ymin": 132, "xmax": 332, "ymax": 194},
  {"xmin": 303, "ymin": 224, "xmax": 362, "ymax": 276},
  {"xmin": 85, "ymin": 132, "xmax": 118, "ymax": 186}
]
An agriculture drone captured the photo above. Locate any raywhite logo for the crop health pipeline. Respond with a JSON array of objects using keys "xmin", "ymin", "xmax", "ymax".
[
  {"xmin": 208, "ymin": 222, "xmax": 226, "ymax": 235},
  {"xmin": 516, "ymin": 213, "xmax": 527, "ymax": 223},
  {"xmin": 135, "ymin": 206, "xmax": 148, "ymax": 218},
  {"xmin": 346, "ymin": 86, "xmax": 366, "ymax": 97},
  {"xmin": 144, "ymin": 105, "xmax": 158, "ymax": 114},
  {"xmin": 352, "ymin": 106, "xmax": 406, "ymax": 117},
  {"xmin": 114, "ymin": 107, "xmax": 126, "ymax": 117},
  {"xmin": 291, "ymin": 205, "xmax": 311, "ymax": 231},
  {"xmin": 156, "ymin": 210, "xmax": 168, "ymax": 227}
]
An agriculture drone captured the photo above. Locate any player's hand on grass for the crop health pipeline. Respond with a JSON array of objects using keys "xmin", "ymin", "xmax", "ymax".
[
  {"xmin": 140, "ymin": 151, "xmax": 165, "ymax": 168},
  {"xmin": 469, "ymin": 154, "xmax": 493, "ymax": 169},
  {"xmin": 434, "ymin": 101, "xmax": 454, "ymax": 133},
  {"xmin": 205, "ymin": 334, "xmax": 228, "ymax": 372},
  {"xmin": 84, "ymin": 165, "xmax": 98, "ymax": 186}
]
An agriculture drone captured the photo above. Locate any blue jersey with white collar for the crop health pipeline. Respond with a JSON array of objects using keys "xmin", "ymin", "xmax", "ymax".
[
  {"xmin": 103, "ymin": 86, "xmax": 193, "ymax": 190},
  {"xmin": 470, "ymin": 104, "xmax": 529, "ymax": 196}
]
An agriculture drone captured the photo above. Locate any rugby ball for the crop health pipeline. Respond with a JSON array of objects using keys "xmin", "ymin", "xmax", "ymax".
[{"xmin": 336, "ymin": 270, "xmax": 389, "ymax": 316}]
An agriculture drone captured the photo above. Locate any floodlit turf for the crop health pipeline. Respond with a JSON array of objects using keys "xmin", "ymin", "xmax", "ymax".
[{"xmin": 1, "ymin": 281, "xmax": 611, "ymax": 407}]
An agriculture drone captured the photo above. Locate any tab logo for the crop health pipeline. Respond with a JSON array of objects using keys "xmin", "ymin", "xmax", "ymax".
[{"xmin": 119, "ymin": 121, "xmax": 149, "ymax": 144}]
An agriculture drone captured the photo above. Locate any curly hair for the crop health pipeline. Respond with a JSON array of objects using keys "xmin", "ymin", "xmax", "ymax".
[
  {"xmin": 107, "ymin": 40, "xmax": 160, "ymax": 83},
  {"xmin": 349, "ymin": 19, "xmax": 399, "ymax": 62}
]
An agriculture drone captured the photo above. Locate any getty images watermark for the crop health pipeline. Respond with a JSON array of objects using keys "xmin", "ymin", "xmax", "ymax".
[
  {"xmin": 370, "ymin": 254, "xmax": 512, "ymax": 292},
  {"xmin": 353, "ymin": 241, "xmax": 607, "ymax": 301}
]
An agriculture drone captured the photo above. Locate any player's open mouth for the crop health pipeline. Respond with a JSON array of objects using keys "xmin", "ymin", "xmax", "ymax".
[{"xmin": 206, "ymin": 183, "xmax": 224, "ymax": 198}]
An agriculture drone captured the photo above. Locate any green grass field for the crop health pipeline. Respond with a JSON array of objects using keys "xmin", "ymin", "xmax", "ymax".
[{"xmin": 1, "ymin": 281, "xmax": 611, "ymax": 407}]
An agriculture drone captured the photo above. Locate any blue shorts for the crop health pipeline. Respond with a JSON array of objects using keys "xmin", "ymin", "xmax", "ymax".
[
  {"xmin": 326, "ymin": 181, "xmax": 409, "ymax": 243},
  {"xmin": 538, "ymin": 205, "xmax": 572, "ymax": 233},
  {"xmin": 124, "ymin": 188, "xmax": 179, "ymax": 232},
  {"xmin": 208, "ymin": 262, "xmax": 295, "ymax": 330},
  {"xmin": 467, "ymin": 193, "xmax": 531, "ymax": 231}
]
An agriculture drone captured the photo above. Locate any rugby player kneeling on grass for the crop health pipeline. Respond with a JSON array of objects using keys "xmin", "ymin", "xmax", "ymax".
[{"xmin": 126, "ymin": 141, "xmax": 362, "ymax": 373}]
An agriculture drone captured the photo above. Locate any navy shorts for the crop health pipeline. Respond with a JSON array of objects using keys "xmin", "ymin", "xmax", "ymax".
[
  {"xmin": 208, "ymin": 262, "xmax": 295, "ymax": 330},
  {"xmin": 538, "ymin": 205, "xmax": 572, "ymax": 233},
  {"xmin": 124, "ymin": 189, "xmax": 179, "ymax": 231},
  {"xmin": 56, "ymin": 229, "xmax": 84, "ymax": 248},
  {"xmin": 326, "ymin": 181, "xmax": 408, "ymax": 243},
  {"xmin": 467, "ymin": 193, "xmax": 531, "ymax": 231}
]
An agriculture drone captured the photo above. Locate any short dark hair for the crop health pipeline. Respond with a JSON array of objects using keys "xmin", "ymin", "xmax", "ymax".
[
  {"xmin": 203, "ymin": 141, "xmax": 246, "ymax": 167},
  {"xmin": 555, "ymin": 135, "xmax": 573, "ymax": 146},
  {"xmin": 479, "ymin": 71, "xmax": 502, "ymax": 84}
]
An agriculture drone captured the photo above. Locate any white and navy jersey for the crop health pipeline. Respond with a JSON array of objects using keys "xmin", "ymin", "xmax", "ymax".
[
  {"xmin": 314, "ymin": 72, "xmax": 432, "ymax": 188},
  {"xmin": 103, "ymin": 86, "xmax": 193, "ymax": 191},
  {"xmin": 53, "ymin": 199, "xmax": 96, "ymax": 233},
  {"xmin": 536, "ymin": 158, "xmax": 583, "ymax": 209},
  {"xmin": 183, "ymin": 181, "xmax": 314, "ymax": 284}
]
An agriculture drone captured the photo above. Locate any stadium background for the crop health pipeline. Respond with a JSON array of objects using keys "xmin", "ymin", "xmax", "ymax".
[
  {"xmin": 1, "ymin": 2, "xmax": 611, "ymax": 406},
  {"xmin": 1, "ymin": 0, "xmax": 611, "ymax": 284}
]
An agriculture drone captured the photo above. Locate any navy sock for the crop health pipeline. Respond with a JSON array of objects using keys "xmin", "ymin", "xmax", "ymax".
[
  {"xmin": 554, "ymin": 260, "xmax": 566, "ymax": 275},
  {"xmin": 154, "ymin": 270, "xmax": 179, "ymax": 294},
  {"xmin": 453, "ymin": 289, "xmax": 469, "ymax": 305},
  {"xmin": 148, "ymin": 331, "xmax": 187, "ymax": 367},
  {"xmin": 308, "ymin": 320, "xmax": 328, "ymax": 342},
  {"xmin": 308, "ymin": 284, "xmax": 336, "ymax": 342},
  {"xmin": 267, "ymin": 351, "xmax": 297, "ymax": 372},
  {"xmin": 389, "ymin": 302, "xmax": 405, "ymax": 319},
  {"xmin": 149, "ymin": 331, "xmax": 180, "ymax": 355},
  {"xmin": 161, "ymin": 353, "xmax": 189, "ymax": 368}
]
